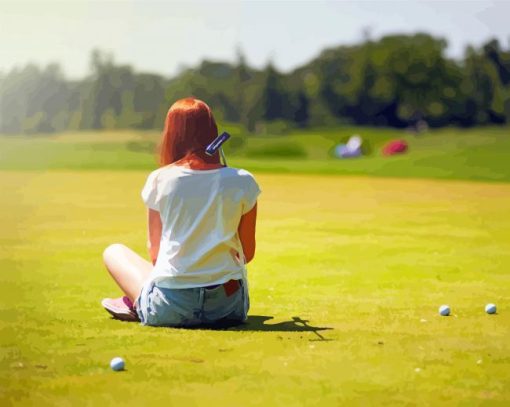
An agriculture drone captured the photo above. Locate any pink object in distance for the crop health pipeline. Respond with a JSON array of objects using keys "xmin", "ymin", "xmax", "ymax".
[{"xmin": 382, "ymin": 139, "xmax": 408, "ymax": 156}]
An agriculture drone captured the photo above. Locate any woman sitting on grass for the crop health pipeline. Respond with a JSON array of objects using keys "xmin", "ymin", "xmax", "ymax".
[{"xmin": 101, "ymin": 97, "xmax": 260, "ymax": 327}]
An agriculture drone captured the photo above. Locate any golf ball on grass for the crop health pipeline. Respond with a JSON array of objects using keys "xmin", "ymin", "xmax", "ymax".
[
  {"xmin": 485, "ymin": 303, "xmax": 497, "ymax": 314},
  {"xmin": 110, "ymin": 357, "xmax": 125, "ymax": 371},
  {"xmin": 439, "ymin": 305, "xmax": 450, "ymax": 316}
]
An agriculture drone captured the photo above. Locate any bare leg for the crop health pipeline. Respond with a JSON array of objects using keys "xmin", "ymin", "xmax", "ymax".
[{"xmin": 103, "ymin": 243, "xmax": 153, "ymax": 302}]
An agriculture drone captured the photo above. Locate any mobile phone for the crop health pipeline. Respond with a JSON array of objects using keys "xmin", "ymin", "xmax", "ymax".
[{"xmin": 205, "ymin": 132, "xmax": 230, "ymax": 165}]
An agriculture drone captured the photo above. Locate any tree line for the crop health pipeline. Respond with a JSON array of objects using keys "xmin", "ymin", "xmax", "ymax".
[{"xmin": 1, "ymin": 33, "xmax": 510, "ymax": 134}]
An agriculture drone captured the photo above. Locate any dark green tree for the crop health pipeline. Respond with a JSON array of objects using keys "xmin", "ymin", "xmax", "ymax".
[{"xmin": 261, "ymin": 61, "xmax": 286, "ymax": 121}]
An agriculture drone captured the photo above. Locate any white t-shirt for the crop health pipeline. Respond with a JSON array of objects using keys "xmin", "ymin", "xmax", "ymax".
[{"xmin": 141, "ymin": 165, "xmax": 261, "ymax": 289}]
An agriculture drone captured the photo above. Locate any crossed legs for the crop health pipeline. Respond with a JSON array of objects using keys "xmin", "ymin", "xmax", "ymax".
[{"xmin": 103, "ymin": 243, "xmax": 153, "ymax": 302}]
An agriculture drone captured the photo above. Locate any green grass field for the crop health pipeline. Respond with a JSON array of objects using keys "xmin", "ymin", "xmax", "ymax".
[
  {"xmin": 1, "ymin": 125, "xmax": 509, "ymax": 182},
  {"xmin": 1, "ymin": 127, "xmax": 510, "ymax": 405}
]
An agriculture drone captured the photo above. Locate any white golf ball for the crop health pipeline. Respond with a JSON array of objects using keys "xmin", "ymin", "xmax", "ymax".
[
  {"xmin": 485, "ymin": 303, "xmax": 497, "ymax": 314},
  {"xmin": 439, "ymin": 305, "xmax": 450, "ymax": 316},
  {"xmin": 110, "ymin": 357, "xmax": 125, "ymax": 371}
]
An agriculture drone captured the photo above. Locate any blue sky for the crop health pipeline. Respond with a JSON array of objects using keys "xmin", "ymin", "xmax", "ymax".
[{"xmin": 1, "ymin": 0, "xmax": 509, "ymax": 78}]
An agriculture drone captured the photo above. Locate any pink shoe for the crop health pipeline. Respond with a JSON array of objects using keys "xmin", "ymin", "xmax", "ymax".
[{"xmin": 101, "ymin": 296, "xmax": 139, "ymax": 322}]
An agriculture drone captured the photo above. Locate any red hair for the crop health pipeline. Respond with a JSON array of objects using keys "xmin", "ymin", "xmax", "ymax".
[{"xmin": 159, "ymin": 97, "xmax": 219, "ymax": 166}]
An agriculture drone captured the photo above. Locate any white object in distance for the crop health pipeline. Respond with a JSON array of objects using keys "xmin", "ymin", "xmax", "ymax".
[{"xmin": 346, "ymin": 134, "xmax": 362, "ymax": 151}]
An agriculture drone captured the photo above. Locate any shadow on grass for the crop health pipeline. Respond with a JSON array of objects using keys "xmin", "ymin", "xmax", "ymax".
[
  {"xmin": 116, "ymin": 314, "xmax": 333, "ymax": 341},
  {"xmin": 210, "ymin": 315, "xmax": 334, "ymax": 341}
]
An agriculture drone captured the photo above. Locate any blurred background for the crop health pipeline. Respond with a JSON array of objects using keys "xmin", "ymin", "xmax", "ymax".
[
  {"xmin": 2, "ymin": 3, "xmax": 510, "ymax": 403},
  {"xmin": 0, "ymin": 0, "xmax": 509, "ymax": 179}
]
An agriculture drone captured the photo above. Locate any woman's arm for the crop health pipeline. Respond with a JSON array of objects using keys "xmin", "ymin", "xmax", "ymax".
[
  {"xmin": 147, "ymin": 208, "xmax": 162, "ymax": 265},
  {"xmin": 238, "ymin": 203, "xmax": 257, "ymax": 263}
]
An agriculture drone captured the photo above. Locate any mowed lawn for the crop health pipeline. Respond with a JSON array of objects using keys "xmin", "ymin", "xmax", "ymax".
[{"xmin": 1, "ymin": 170, "xmax": 510, "ymax": 405}]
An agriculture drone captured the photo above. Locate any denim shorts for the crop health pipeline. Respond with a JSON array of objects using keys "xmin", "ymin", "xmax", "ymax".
[{"xmin": 134, "ymin": 277, "xmax": 249, "ymax": 327}]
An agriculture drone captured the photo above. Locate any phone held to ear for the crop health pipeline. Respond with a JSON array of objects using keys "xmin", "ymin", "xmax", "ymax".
[{"xmin": 205, "ymin": 132, "xmax": 230, "ymax": 166}]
